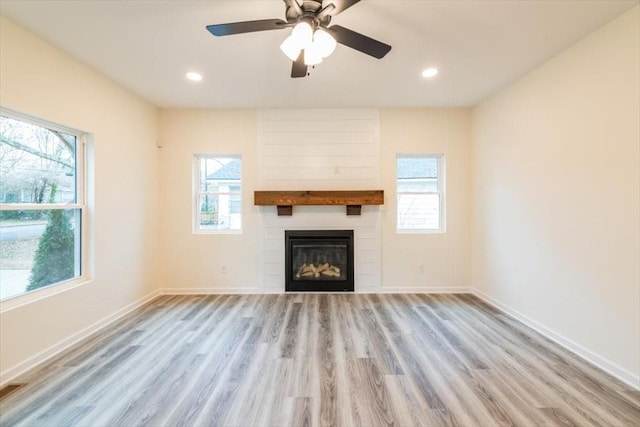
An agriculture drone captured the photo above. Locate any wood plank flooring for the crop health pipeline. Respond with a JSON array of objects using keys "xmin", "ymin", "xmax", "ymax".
[{"xmin": 1, "ymin": 294, "xmax": 638, "ymax": 426}]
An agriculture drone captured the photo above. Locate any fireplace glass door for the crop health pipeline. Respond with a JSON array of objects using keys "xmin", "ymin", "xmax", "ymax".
[{"xmin": 285, "ymin": 230, "xmax": 354, "ymax": 292}]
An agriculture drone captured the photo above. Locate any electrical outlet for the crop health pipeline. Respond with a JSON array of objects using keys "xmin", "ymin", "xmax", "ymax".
[
  {"xmin": 221, "ymin": 265, "xmax": 228, "ymax": 274},
  {"xmin": 419, "ymin": 264, "xmax": 425, "ymax": 274}
]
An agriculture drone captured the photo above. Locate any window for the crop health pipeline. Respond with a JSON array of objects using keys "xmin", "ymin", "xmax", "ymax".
[
  {"xmin": 0, "ymin": 110, "xmax": 86, "ymax": 300},
  {"xmin": 396, "ymin": 154, "xmax": 445, "ymax": 232},
  {"xmin": 194, "ymin": 155, "xmax": 242, "ymax": 232}
]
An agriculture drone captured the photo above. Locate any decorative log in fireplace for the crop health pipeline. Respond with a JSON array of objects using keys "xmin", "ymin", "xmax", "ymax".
[{"xmin": 285, "ymin": 230, "xmax": 354, "ymax": 292}]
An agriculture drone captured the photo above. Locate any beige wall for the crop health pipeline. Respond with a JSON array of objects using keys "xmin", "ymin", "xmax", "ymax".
[
  {"xmin": 158, "ymin": 109, "xmax": 260, "ymax": 291},
  {"xmin": 381, "ymin": 109, "xmax": 471, "ymax": 290},
  {"xmin": 158, "ymin": 109, "xmax": 472, "ymax": 293},
  {"xmin": 471, "ymin": 6, "xmax": 640, "ymax": 385},
  {"xmin": 0, "ymin": 17, "xmax": 160, "ymax": 381}
]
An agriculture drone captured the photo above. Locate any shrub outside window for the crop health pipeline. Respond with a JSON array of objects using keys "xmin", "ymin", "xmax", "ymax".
[
  {"xmin": 0, "ymin": 110, "xmax": 86, "ymax": 300},
  {"xmin": 396, "ymin": 154, "xmax": 445, "ymax": 232},
  {"xmin": 194, "ymin": 155, "xmax": 242, "ymax": 233}
]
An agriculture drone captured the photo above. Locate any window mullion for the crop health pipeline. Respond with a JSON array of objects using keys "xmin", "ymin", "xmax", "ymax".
[
  {"xmin": 397, "ymin": 191, "xmax": 440, "ymax": 195},
  {"xmin": 76, "ymin": 134, "xmax": 86, "ymax": 205},
  {"xmin": 0, "ymin": 203, "xmax": 84, "ymax": 211}
]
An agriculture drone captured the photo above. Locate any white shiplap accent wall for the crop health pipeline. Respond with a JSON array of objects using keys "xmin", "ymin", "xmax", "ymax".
[
  {"xmin": 258, "ymin": 109, "xmax": 382, "ymax": 292},
  {"xmin": 259, "ymin": 109, "xmax": 380, "ymax": 190}
]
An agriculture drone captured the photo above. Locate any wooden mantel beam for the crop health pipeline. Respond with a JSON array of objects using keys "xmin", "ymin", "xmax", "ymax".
[{"xmin": 254, "ymin": 190, "xmax": 384, "ymax": 216}]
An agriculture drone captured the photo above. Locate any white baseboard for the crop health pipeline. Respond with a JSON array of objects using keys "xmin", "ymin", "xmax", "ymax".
[
  {"xmin": 0, "ymin": 290, "xmax": 160, "ymax": 388},
  {"xmin": 472, "ymin": 289, "xmax": 640, "ymax": 391},
  {"xmin": 159, "ymin": 287, "xmax": 260, "ymax": 295},
  {"xmin": 376, "ymin": 286, "xmax": 473, "ymax": 294},
  {"xmin": 160, "ymin": 287, "xmax": 474, "ymax": 295}
]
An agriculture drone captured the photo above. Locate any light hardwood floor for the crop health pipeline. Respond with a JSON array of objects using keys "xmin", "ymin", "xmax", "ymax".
[{"xmin": 0, "ymin": 294, "xmax": 638, "ymax": 426}]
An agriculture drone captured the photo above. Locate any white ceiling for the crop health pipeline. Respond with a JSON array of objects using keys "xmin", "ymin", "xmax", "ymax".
[{"xmin": 0, "ymin": 0, "xmax": 637, "ymax": 108}]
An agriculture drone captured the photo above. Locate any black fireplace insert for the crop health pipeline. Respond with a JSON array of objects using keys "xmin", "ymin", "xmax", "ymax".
[{"xmin": 285, "ymin": 230, "xmax": 354, "ymax": 292}]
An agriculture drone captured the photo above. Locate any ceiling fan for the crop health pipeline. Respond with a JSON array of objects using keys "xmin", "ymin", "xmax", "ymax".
[{"xmin": 206, "ymin": 0, "xmax": 391, "ymax": 78}]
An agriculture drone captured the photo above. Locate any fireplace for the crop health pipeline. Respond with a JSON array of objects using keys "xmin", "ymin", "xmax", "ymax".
[{"xmin": 285, "ymin": 230, "xmax": 354, "ymax": 292}]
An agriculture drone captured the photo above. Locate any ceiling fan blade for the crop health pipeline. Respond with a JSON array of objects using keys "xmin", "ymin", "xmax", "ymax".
[
  {"xmin": 291, "ymin": 50, "xmax": 308, "ymax": 78},
  {"xmin": 206, "ymin": 19, "xmax": 288, "ymax": 36},
  {"xmin": 327, "ymin": 25, "xmax": 391, "ymax": 59},
  {"xmin": 324, "ymin": 0, "xmax": 360, "ymax": 16}
]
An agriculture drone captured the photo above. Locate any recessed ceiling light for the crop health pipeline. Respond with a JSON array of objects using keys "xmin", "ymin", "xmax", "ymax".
[
  {"xmin": 421, "ymin": 68, "xmax": 439, "ymax": 79},
  {"xmin": 186, "ymin": 71, "xmax": 203, "ymax": 82}
]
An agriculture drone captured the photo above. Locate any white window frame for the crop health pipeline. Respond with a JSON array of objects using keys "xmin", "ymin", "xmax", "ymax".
[
  {"xmin": 0, "ymin": 107, "xmax": 90, "ymax": 310},
  {"xmin": 396, "ymin": 153, "xmax": 446, "ymax": 234},
  {"xmin": 193, "ymin": 154, "xmax": 242, "ymax": 234}
]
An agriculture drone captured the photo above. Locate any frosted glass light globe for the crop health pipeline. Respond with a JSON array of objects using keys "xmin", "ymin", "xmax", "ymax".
[
  {"xmin": 304, "ymin": 44, "xmax": 323, "ymax": 66},
  {"xmin": 292, "ymin": 21, "xmax": 313, "ymax": 49},
  {"xmin": 280, "ymin": 35, "xmax": 301, "ymax": 61},
  {"xmin": 313, "ymin": 29, "xmax": 336, "ymax": 58}
]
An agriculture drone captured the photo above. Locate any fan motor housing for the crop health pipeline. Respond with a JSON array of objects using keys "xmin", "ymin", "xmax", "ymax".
[{"xmin": 286, "ymin": 0, "xmax": 324, "ymax": 22}]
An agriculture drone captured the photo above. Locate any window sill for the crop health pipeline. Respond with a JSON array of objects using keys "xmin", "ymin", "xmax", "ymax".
[
  {"xmin": 0, "ymin": 276, "xmax": 92, "ymax": 313},
  {"xmin": 194, "ymin": 229, "xmax": 243, "ymax": 235},
  {"xmin": 396, "ymin": 228, "xmax": 446, "ymax": 235}
]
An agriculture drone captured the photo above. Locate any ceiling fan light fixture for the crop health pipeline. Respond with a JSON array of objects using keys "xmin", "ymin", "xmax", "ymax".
[
  {"xmin": 313, "ymin": 28, "xmax": 336, "ymax": 58},
  {"xmin": 207, "ymin": 0, "xmax": 392, "ymax": 78},
  {"xmin": 291, "ymin": 21, "xmax": 313, "ymax": 49},
  {"xmin": 280, "ymin": 34, "xmax": 302, "ymax": 61},
  {"xmin": 304, "ymin": 45, "xmax": 323, "ymax": 66}
]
